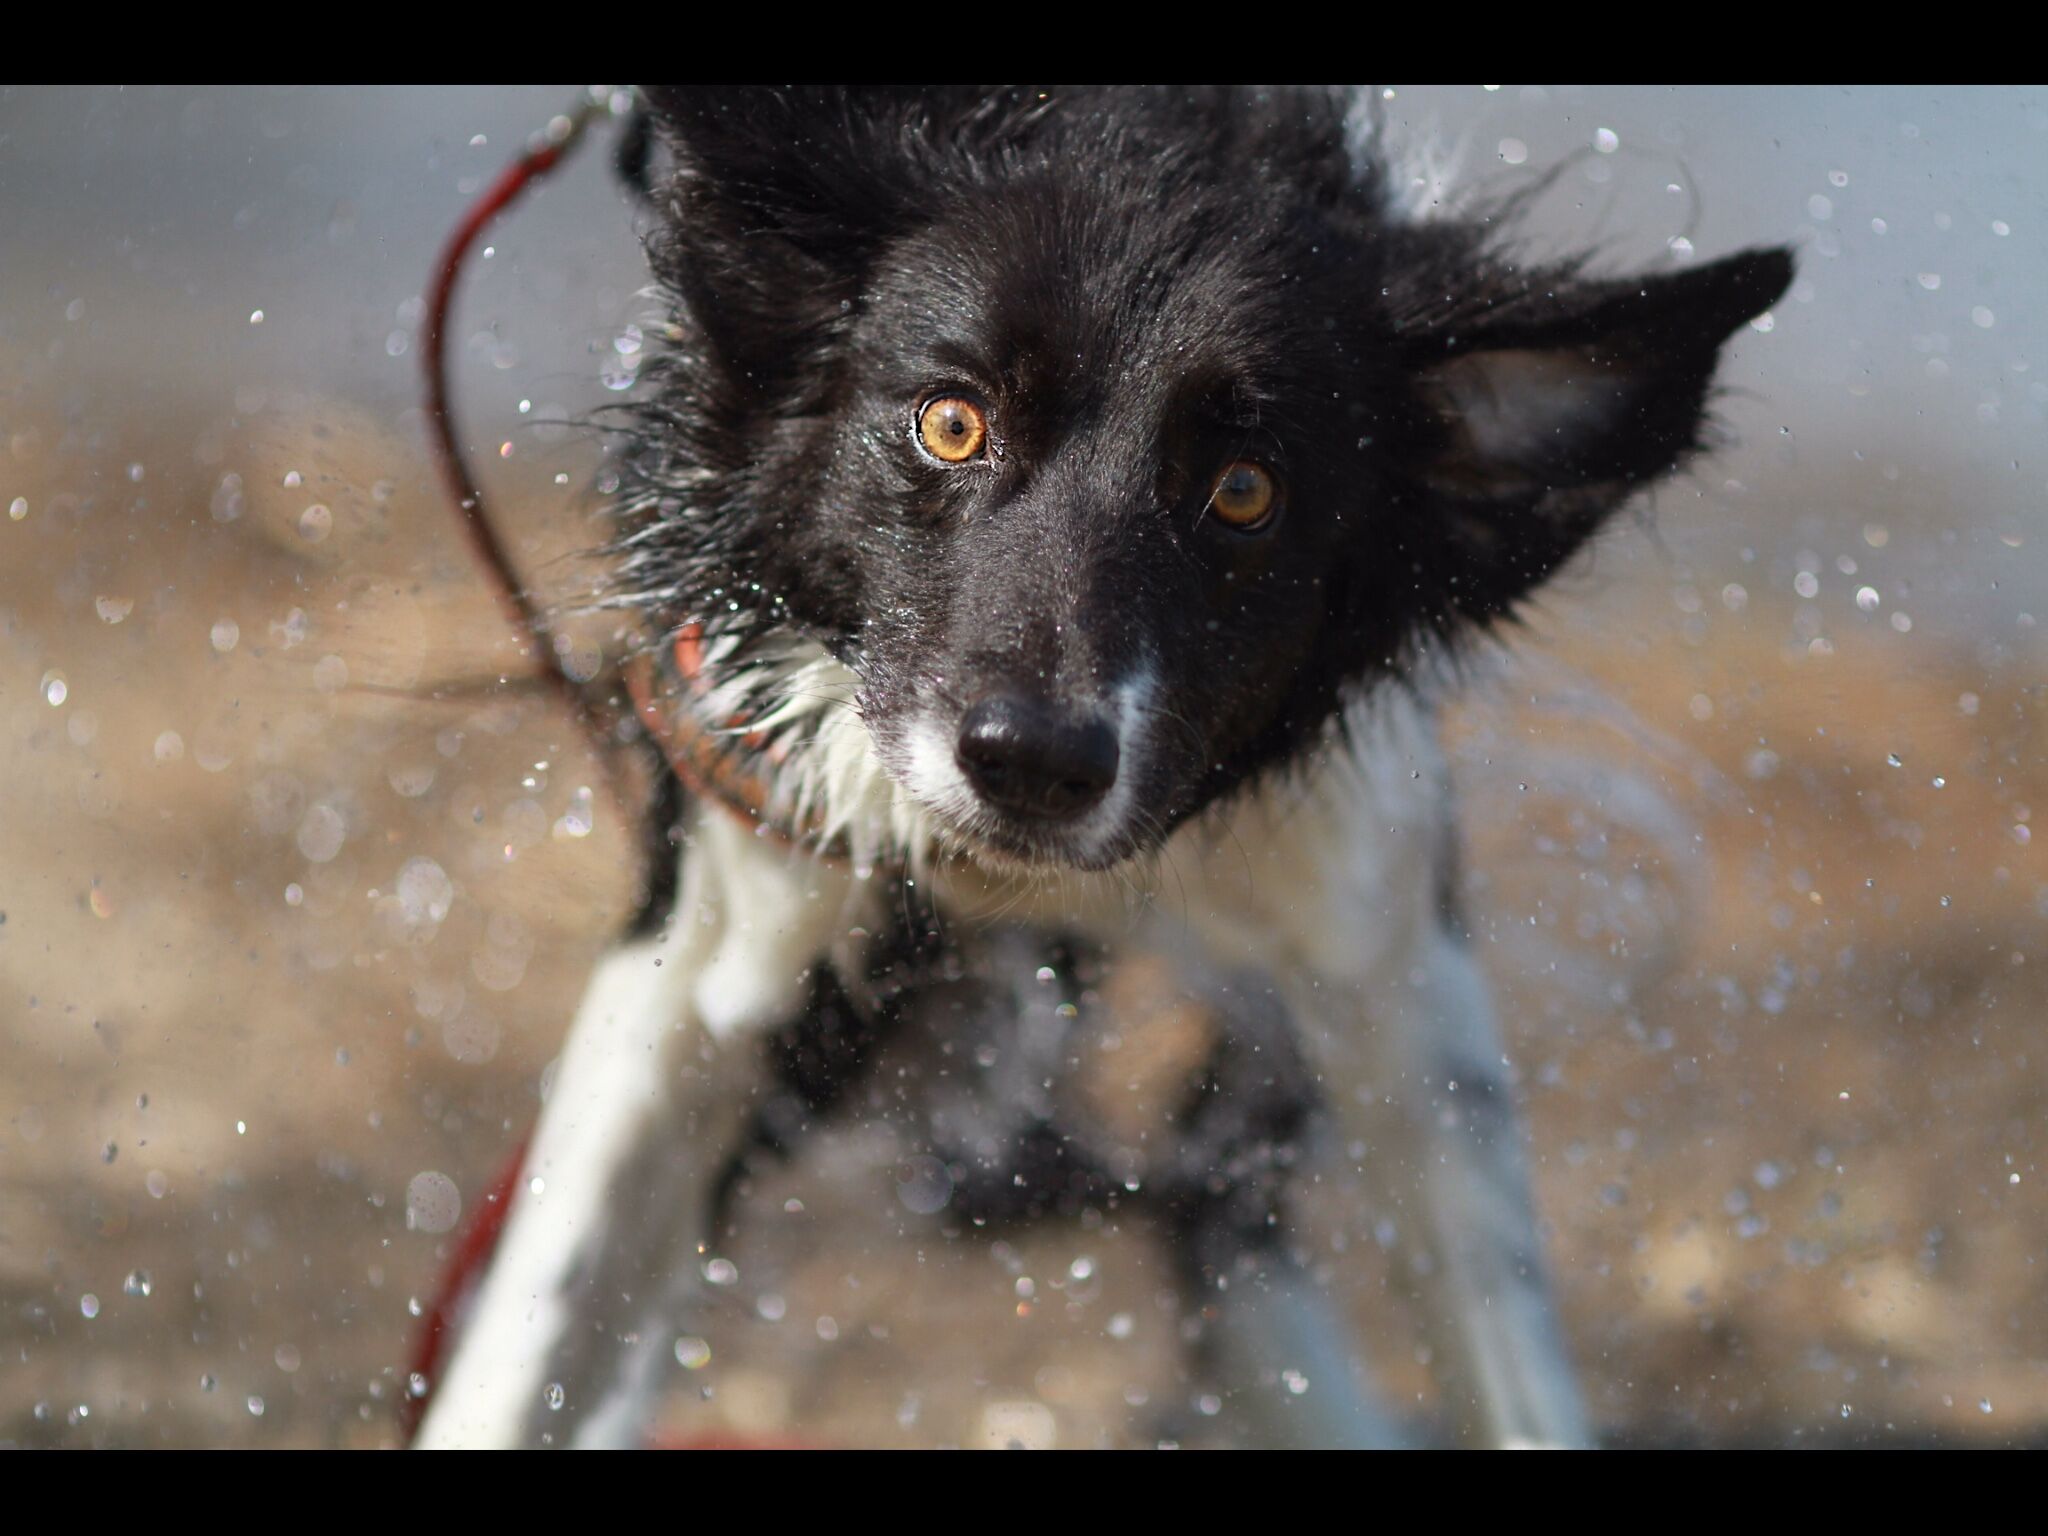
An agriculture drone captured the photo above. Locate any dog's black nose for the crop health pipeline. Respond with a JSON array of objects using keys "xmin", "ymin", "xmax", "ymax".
[{"xmin": 956, "ymin": 696, "xmax": 1120, "ymax": 821}]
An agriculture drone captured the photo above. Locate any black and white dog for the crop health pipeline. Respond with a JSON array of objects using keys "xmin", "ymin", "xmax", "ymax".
[{"xmin": 415, "ymin": 85, "xmax": 1789, "ymax": 1448}]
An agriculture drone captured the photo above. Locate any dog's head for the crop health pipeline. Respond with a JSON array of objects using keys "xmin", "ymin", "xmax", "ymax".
[{"xmin": 613, "ymin": 86, "xmax": 1790, "ymax": 872}]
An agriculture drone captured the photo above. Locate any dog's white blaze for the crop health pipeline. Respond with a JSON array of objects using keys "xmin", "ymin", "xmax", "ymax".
[{"xmin": 1069, "ymin": 665, "xmax": 1158, "ymax": 867}]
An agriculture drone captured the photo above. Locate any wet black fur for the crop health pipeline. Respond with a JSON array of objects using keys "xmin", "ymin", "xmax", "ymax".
[
  {"xmin": 609, "ymin": 84, "xmax": 1791, "ymax": 866},
  {"xmin": 713, "ymin": 911, "xmax": 1318, "ymax": 1300}
]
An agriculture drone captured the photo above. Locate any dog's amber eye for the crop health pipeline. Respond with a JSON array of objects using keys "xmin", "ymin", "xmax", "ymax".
[
  {"xmin": 1207, "ymin": 460, "xmax": 1278, "ymax": 530},
  {"xmin": 917, "ymin": 396, "xmax": 989, "ymax": 463}
]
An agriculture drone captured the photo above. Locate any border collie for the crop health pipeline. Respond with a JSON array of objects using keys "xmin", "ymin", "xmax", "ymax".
[{"xmin": 414, "ymin": 85, "xmax": 1790, "ymax": 1448}]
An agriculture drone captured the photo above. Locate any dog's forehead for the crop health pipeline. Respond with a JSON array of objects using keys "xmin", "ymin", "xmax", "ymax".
[{"xmin": 875, "ymin": 180, "xmax": 1313, "ymax": 407}]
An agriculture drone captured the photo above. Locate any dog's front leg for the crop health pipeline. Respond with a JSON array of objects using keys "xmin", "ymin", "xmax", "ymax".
[
  {"xmin": 1310, "ymin": 920, "xmax": 1592, "ymax": 1448},
  {"xmin": 415, "ymin": 808, "xmax": 870, "ymax": 1448},
  {"xmin": 1182, "ymin": 704, "xmax": 1589, "ymax": 1447}
]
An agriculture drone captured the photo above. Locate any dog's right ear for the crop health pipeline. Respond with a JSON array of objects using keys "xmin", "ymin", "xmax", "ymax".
[{"xmin": 638, "ymin": 86, "xmax": 1007, "ymax": 393}]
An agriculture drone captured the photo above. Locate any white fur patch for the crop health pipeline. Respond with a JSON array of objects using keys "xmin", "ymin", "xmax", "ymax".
[
  {"xmin": 415, "ymin": 807, "xmax": 879, "ymax": 1448},
  {"xmin": 704, "ymin": 641, "xmax": 941, "ymax": 873},
  {"xmin": 411, "ymin": 922, "xmax": 693, "ymax": 1449}
]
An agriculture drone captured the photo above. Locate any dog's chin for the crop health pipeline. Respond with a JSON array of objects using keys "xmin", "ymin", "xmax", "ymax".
[{"xmin": 930, "ymin": 809, "xmax": 1147, "ymax": 879}]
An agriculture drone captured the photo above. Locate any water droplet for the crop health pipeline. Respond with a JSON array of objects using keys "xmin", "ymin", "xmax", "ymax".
[
  {"xmin": 313, "ymin": 654, "xmax": 348, "ymax": 692},
  {"xmin": 552, "ymin": 785, "xmax": 595, "ymax": 840},
  {"xmin": 406, "ymin": 1171, "xmax": 462, "ymax": 1234},
  {"xmin": 210, "ymin": 473, "xmax": 244, "ymax": 523},
  {"xmin": 396, "ymin": 857, "xmax": 454, "ymax": 928},
  {"xmin": 296, "ymin": 802, "xmax": 347, "ymax": 863},
  {"xmin": 895, "ymin": 1154, "xmax": 954, "ymax": 1215},
  {"xmin": 123, "ymin": 1270, "xmax": 152, "ymax": 1298},
  {"xmin": 544, "ymin": 1382, "xmax": 565, "ymax": 1411}
]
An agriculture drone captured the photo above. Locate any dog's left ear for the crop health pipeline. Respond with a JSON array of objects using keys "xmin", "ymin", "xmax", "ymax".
[
  {"xmin": 636, "ymin": 86, "xmax": 1023, "ymax": 396},
  {"xmin": 639, "ymin": 86, "xmax": 1004, "ymax": 260},
  {"xmin": 1403, "ymin": 246, "xmax": 1793, "ymax": 620}
]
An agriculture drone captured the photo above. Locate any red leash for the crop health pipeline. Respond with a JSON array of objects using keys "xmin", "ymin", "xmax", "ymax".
[
  {"xmin": 409, "ymin": 92, "xmax": 829, "ymax": 1448},
  {"xmin": 407, "ymin": 93, "xmax": 608, "ymax": 1446},
  {"xmin": 421, "ymin": 92, "xmax": 620, "ymax": 796},
  {"xmin": 422, "ymin": 90, "xmax": 845, "ymax": 860}
]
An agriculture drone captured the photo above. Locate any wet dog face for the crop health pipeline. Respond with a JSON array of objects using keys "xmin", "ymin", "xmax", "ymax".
[{"xmin": 615, "ymin": 87, "xmax": 1790, "ymax": 870}]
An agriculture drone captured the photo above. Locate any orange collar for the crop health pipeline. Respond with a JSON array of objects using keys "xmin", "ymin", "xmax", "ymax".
[{"xmin": 625, "ymin": 623, "xmax": 849, "ymax": 860}]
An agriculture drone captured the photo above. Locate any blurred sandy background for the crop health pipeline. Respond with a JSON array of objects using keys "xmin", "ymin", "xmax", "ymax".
[{"xmin": 2, "ymin": 86, "xmax": 2043, "ymax": 1447}]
